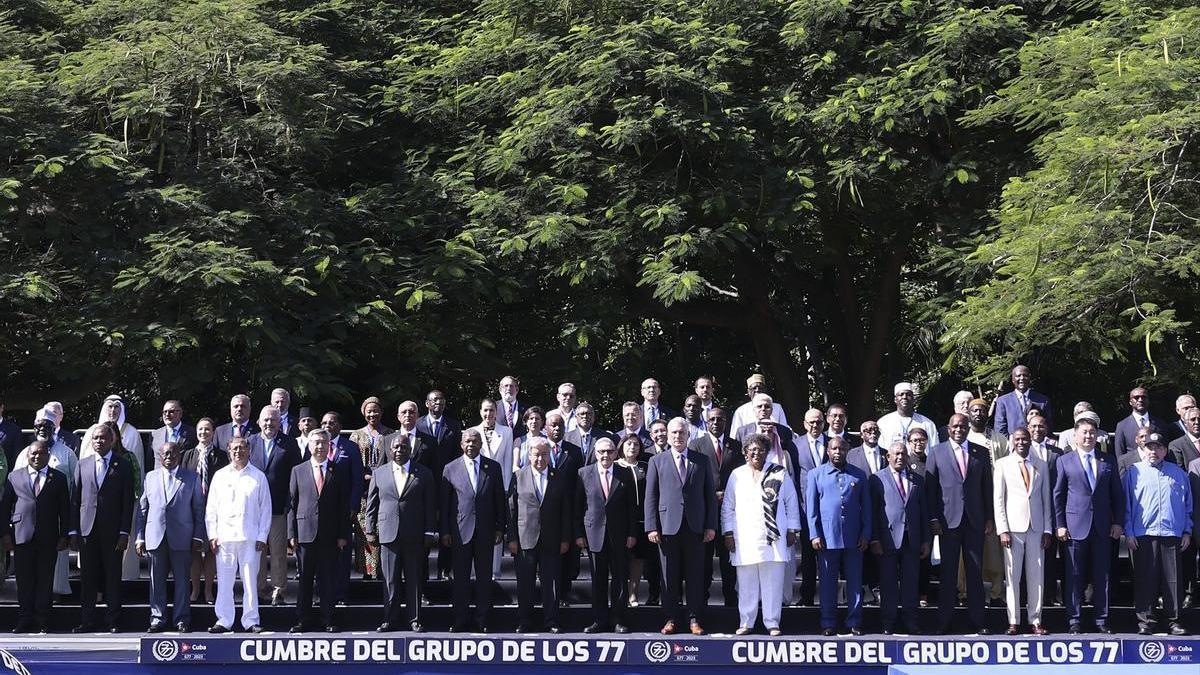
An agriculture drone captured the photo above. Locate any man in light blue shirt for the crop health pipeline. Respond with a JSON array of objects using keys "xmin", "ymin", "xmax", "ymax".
[{"xmin": 1123, "ymin": 433, "xmax": 1192, "ymax": 635}]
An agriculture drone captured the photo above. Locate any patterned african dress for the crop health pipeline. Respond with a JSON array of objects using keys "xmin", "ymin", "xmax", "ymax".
[{"xmin": 349, "ymin": 425, "xmax": 392, "ymax": 577}]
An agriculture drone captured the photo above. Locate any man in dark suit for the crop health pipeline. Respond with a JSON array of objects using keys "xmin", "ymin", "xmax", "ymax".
[
  {"xmin": 1, "ymin": 441, "xmax": 72, "ymax": 633},
  {"xmin": 848, "ymin": 420, "xmax": 885, "ymax": 605},
  {"xmin": 72, "ymin": 422, "xmax": 135, "ymax": 632},
  {"xmin": 570, "ymin": 401, "xmax": 615, "ymax": 462},
  {"xmin": 150, "ymin": 400, "xmax": 197, "ymax": 468},
  {"xmin": 496, "ymin": 375, "xmax": 527, "ymax": 439},
  {"xmin": 1114, "ymin": 386, "xmax": 1175, "ymax": 457},
  {"xmin": 420, "ymin": 390, "xmax": 463, "ymax": 580},
  {"xmin": 0, "ymin": 398, "xmax": 23, "ymax": 468},
  {"xmin": 383, "ymin": 400, "xmax": 438, "ymax": 472},
  {"xmin": 825, "ymin": 403, "xmax": 860, "ymax": 445},
  {"xmin": 926, "ymin": 413, "xmax": 994, "ymax": 635},
  {"xmin": 640, "ymin": 378, "xmax": 678, "ymax": 427},
  {"xmin": 318, "ymin": 411, "xmax": 365, "ymax": 604},
  {"xmin": 616, "ymin": 402, "xmax": 653, "ymax": 448},
  {"xmin": 1170, "ymin": 408, "xmax": 1200, "ymax": 607},
  {"xmin": 545, "ymin": 411, "xmax": 584, "ymax": 605},
  {"xmin": 248, "ymin": 405, "xmax": 303, "ymax": 606},
  {"xmin": 577, "ymin": 437, "xmax": 637, "ymax": 633},
  {"xmin": 508, "ymin": 438, "xmax": 571, "ymax": 632},
  {"xmin": 135, "ymin": 443, "xmax": 206, "ymax": 633},
  {"xmin": 787, "ymin": 407, "xmax": 825, "ymax": 607},
  {"xmin": 271, "ymin": 388, "xmax": 301, "ymax": 439},
  {"xmin": 870, "ymin": 441, "xmax": 930, "ymax": 634},
  {"xmin": 688, "ymin": 406, "xmax": 744, "ymax": 606},
  {"xmin": 993, "ymin": 365, "xmax": 1052, "ymax": 437},
  {"xmin": 287, "ymin": 429, "xmax": 349, "ymax": 632},
  {"xmin": 216, "ymin": 394, "xmax": 260, "ymax": 451},
  {"xmin": 645, "ymin": 417, "xmax": 718, "ymax": 635},
  {"xmin": 441, "ymin": 428, "xmax": 507, "ymax": 632},
  {"xmin": 366, "ymin": 434, "xmax": 437, "ymax": 632},
  {"xmin": 1054, "ymin": 415, "xmax": 1125, "ymax": 634}
]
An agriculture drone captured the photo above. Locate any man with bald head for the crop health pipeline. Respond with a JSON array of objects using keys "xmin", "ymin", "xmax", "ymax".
[
  {"xmin": 645, "ymin": 418, "xmax": 717, "ymax": 635},
  {"xmin": 383, "ymin": 401, "xmax": 437, "ymax": 472},
  {"xmin": 1115, "ymin": 387, "xmax": 1174, "ymax": 457},
  {"xmin": 247, "ymin": 405, "xmax": 302, "ymax": 606},
  {"xmin": 993, "ymin": 365, "xmax": 1051, "ymax": 437}
]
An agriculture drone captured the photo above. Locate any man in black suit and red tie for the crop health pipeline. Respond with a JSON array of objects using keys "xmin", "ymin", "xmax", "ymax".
[
  {"xmin": 1, "ymin": 441, "xmax": 72, "ymax": 633},
  {"xmin": 288, "ymin": 429, "xmax": 349, "ymax": 633}
]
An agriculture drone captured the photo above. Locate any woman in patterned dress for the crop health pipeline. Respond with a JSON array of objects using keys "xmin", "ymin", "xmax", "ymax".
[{"xmin": 349, "ymin": 396, "xmax": 392, "ymax": 579}]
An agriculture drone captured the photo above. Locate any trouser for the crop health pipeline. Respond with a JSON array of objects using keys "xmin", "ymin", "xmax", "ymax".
[
  {"xmin": 149, "ymin": 546, "xmax": 193, "ymax": 625},
  {"xmin": 1003, "ymin": 530, "xmax": 1045, "ymax": 626},
  {"xmin": 984, "ymin": 532, "xmax": 1005, "ymax": 599},
  {"xmin": 736, "ymin": 562, "xmax": 785, "ymax": 629},
  {"xmin": 297, "ymin": 541, "xmax": 338, "ymax": 627},
  {"xmin": 797, "ymin": 536, "xmax": 817, "ymax": 604},
  {"xmin": 1065, "ymin": 529, "xmax": 1112, "ymax": 626},
  {"xmin": 557, "ymin": 541, "xmax": 580, "ymax": 603},
  {"xmin": 1181, "ymin": 539, "xmax": 1197, "ymax": 598},
  {"xmin": 878, "ymin": 540, "xmax": 920, "ymax": 629},
  {"xmin": 257, "ymin": 514, "xmax": 287, "ymax": 597},
  {"xmin": 1133, "ymin": 535, "xmax": 1181, "ymax": 629},
  {"xmin": 818, "ymin": 548, "xmax": 863, "ymax": 629},
  {"xmin": 589, "ymin": 544, "xmax": 630, "ymax": 626},
  {"xmin": 335, "ymin": 537, "xmax": 352, "ymax": 602},
  {"xmin": 380, "ymin": 540, "xmax": 424, "ymax": 626},
  {"xmin": 658, "ymin": 530, "xmax": 705, "ymax": 624},
  {"xmin": 80, "ymin": 533, "xmax": 123, "ymax": 627},
  {"xmin": 14, "ymin": 540, "xmax": 56, "ymax": 626},
  {"xmin": 716, "ymin": 539, "xmax": 737, "ymax": 606},
  {"xmin": 216, "ymin": 540, "xmax": 261, "ymax": 629},
  {"xmin": 451, "ymin": 536, "xmax": 495, "ymax": 628},
  {"xmin": 938, "ymin": 523, "xmax": 985, "ymax": 628},
  {"xmin": 516, "ymin": 546, "xmax": 561, "ymax": 626}
]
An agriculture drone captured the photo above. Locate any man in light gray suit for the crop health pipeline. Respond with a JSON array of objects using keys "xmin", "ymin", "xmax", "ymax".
[
  {"xmin": 508, "ymin": 438, "xmax": 571, "ymax": 633},
  {"xmin": 645, "ymin": 418, "xmax": 718, "ymax": 635},
  {"xmin": 135, "ymin": 443, "xmax": 207, "ymax": 633}
]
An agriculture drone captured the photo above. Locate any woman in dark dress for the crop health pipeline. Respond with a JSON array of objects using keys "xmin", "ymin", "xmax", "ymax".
[{"xmin": 616, "ymin": 433, "xmax": 661, "ymax": 607}]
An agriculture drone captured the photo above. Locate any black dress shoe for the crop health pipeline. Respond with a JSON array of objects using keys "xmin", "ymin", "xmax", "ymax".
[
  {"xmin": 209, "ymin": 624, "xmax": 230, "ymax": 634},
  {"xmin": 247, "ymin": 625, "xmax": 263, "ymax": 634},
  {"xmin": 36, "ymin": 624, "xmax": 48, "ymax": 635},
  {"xmin": 12, "ymin": 622, "xmax": 32, "ymax": 634},
  {"xmin": 1096, "ymin": 624, "xmax": 1114, "ymax": 635},
  {"xmin": 822, "ymin": 628, "xmax": 836, "ymax": 637},
  {"xmin": 1182, "ymin": 594, "xmax": 1194, "ymax": 609},
  {"xmin": 1068, "ymin": 624, "xmax": 1081, "ymax": 635},
  {"xmin": 546, "ymin": 625, "xmax": 561, "ymax": 634},
  {"xmin": 108, "ymin": 626, "xmax": 121, "ymax": 633},
  {"xmin": 477, "ymin": 624, "xmax": 489, "ymax": 634},
  {"xmin": 448, "ymin": 624, "xmax": 466, "ymax": 633},
  {"xmin": 325, "ymin": 625, "xmax": 339, "ymax": 633},
  {"xmin": 1138, "ymin": 626, "xmax": 1153, "ymax": 635},
  {"xmin": 1169, "ymin": 623, "xmax": 1188, "ymax": 636},
  {"xmin": 850, "ymin": 627, "xmax": 864, "ymax": 636},
  {"xmin": 882, "ymin": 625, "xmax": 894, "ymax": 635},
  {"xmin": 583, "ymin": 622, "xmax": 604, "ymax": 634},
  {"xmin": 614, "ymin": 624, "xmax": 630, "ymax": 634},
  {"xmin": 410, "ymin": 621, "xmax": 424, "ymax": 633},
  {"xmin": 72, "ymin": 623, "xmax": 96, "ymax": 634},
  {"xmin": 377, "ymin": 623, "xmax": 391, "ymax": 633},
  {"xmin": 175, "ymin": 623, "xmax": 190, "ymax": 633},
  {"xmin": 290, "ymin": 623, "xmax": 309, "ymax": 634},
  {"xmin": 904, "ymin": 624, "xmax": 922, "ymax": 635},
  {"xmin": 515, "ymin": 623, "xmax": 530, "ymax": 634},
  {"xmin": 148, "ymin": 622, "xmax": 166, "ymax": 634},
  {"xmin": 976, "ymin": 627, "xmax": 992, "ymax": 636}
]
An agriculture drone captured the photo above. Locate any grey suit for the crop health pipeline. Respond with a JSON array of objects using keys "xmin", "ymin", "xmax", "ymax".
[
  {"xmin": 215, "ymin": 420, "xmax": 259, "ymax": 452},
  {"xmin": 136, "ymin": 467, "xmax": 206, "ymax": 626},
  {"xmin": 149, "ymin": 424, "xmax": 198, "ymax": 468},
  {"xmin": 509, "ymin": 466, "xmax": 571, "ymax": 627},
  {"xmin": 644, "ymin": 449, "xmax": 717, "ymax": 624},
  {"xmin": 367, "ymin": 461, "xmax": 436, "ymax": 627},
  {"xmin": 870, "ymin": 468, "xmax": 929, "ymax": 629},
  {"xmin": 577, "ymin": 463, "xmax": 637, "ymax": 626},
  {"xmin": 441, "ymin": 454, "xmax": 507, "ymax": 629},
  {"xmin": 288, "ymin": 461, "xmax": 350, "ymax": 627},
  {"xmin": 0, "ymin": 467, "xmax": 72, "ymax": 627}
]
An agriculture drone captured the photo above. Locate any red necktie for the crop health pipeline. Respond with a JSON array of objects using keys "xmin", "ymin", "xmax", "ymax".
[
  {"xmin": 315, "ymin": 464, "xmax": 325, "ymax": 495},
  {"xmin": 601, "ymin": 469, "xmax": 610, "ymax": 499},
  {"xmin": 715, "ymin": 438, "xmax": 723, "ymax": 466},
  {"xmin": 895, "ymin": 471, "xmax": 907, "ymax": 501}
]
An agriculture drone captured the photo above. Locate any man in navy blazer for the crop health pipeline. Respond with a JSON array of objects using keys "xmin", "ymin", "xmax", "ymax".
[
  {"xmin": 993, "ymin": 365, "xmax": 1052, "ymax": 437},
  {"xmin": 645, "ymin": 418, "xmax": 718, "ymax": 635},
  {"xmin": 383, "ymin": 401, "xmax": 438, "ymax": 473},
  {"xmin": 72, "ymin": 422, "xmax": 135, "ymax": 632},
  {"xmin": 1054, "ymin": 415, "xmax": 1125, "ymax": 633},
  {"xmin": 441, "ymin": 428, "xmax": 507, "ymax": 632},
  {"xmin": 1114, "ymin": 386, "xmax": 1176, "ymax": 457},
  {"xmin": 421, "ymin": 390, "xmax": 463, "ymax": 580},
  {"xmin": 317, "ymin": 411, "xmax": 365, "ymax": 605},
  {"xmin": 0, "ymin": 441, "xmax": 72, "ymax": 633},
  {"xmin": 870, "ymin": 441, "xmax": 930, "ymax": 635},
  {"xmin": 366, "ymin": 434, "xmax": 437, "ymax": 632},
  {"xmin": 570, "ymin": 401, "xmax": 616, "ymax": 462},
  {"xmin": 577, "ymin": 437, "xmax": 638, "ymax": 633},
  {"xmin": 247, "ymin": 406, "xmax": 303, "ymax": 606},
  {"xmin": 135, "ymin": 443, "xmax": 206, "ymax": 633},
  {"xmin": 288, "ymin": 429, "xmax": 350, "ymax": 632},
  {"xmin": 926, "ymin": 413, "xmax": 994, "ymax": 634}
]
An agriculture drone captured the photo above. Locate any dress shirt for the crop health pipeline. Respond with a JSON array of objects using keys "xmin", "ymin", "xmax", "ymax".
[
  {"xmin": 28, "ymin": 467, "xmax": 46, "ymax": 494},
  {"xmin": 391, "ymin": 460, "xmax": 410, "ymax": 495},
  {"xmin": 862, "ymin": 445, "xmax": 883, "ymax": 474},
  {"xmin": 204, "ymin": 463, "xmax": 272, "ymax": 544},
  {"xmin": 463, "ymin": 455, "xmax": 480, "ymax": 491},
  {"xmin": 1123, "ymin": 460, "xmax": 1192, "ymax": 538},
  {"xmin": 1076, "ymin": 449, "xmax": 1097, "ymax": 487},
  {"xmin": 311, "ymin": 460, "xmax": 328, "ymax": 484}
]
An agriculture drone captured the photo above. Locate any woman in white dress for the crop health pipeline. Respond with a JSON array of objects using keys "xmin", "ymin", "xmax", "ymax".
[{"xmin": 80, "ymin": 395, "xmax": 144, "ymax": 581}]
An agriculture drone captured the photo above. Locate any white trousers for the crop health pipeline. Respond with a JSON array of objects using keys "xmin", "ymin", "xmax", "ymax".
[
  {"xmin": 216, "ymin": 540, "xmax": 261, "ymax": 629},
  {"xmin": 736, "ymin": 561, "xmax": 786, "ymax": 629},
  {"xmin": 1002, "ymin": 529, "xmax": 1045, "ymax": 625}
]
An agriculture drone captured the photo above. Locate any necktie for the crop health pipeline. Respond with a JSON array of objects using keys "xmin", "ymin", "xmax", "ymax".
[
  {"xmin": 956, "ymin": 445, "xmax": 968, "ymax": 478},
  {"xmin": 535, "ymin": 473, "xmax": 544, "ymax": 503},
  {"xmin": 1020, "ymin": 459, "xmax": 1031, "ymax": 492},
  {"xmin": 469, "ymin": 459, "xmax": 478, "ymax": 493},
  {"xmin": 164, "ymin": 469, "xmax": 171, "ymax": 496},
  {"xmin": 812, "ymin": 438, "xmax": 822, "ymax": 466},
  {"xmin": 1138, "ymin": 415, "xmax": 1147, "ymax": 428},
  {"xmin": 677, "ymin": 453, "xmax": 687, "ymax": 483},
  {"xmin": 1017, "ymin": 391, "xmax": 1027, "ymax": 413},
  {"xmin": 506, "ymin": 404, "xmax": 514, "ymax": 428},
  {"xmin": 601, "ymin": 469, "xmax": 610, "ymax": 499},
  {"xmin": 33, "ymin": 471, "xmax": 42, "ymax": 497},
  {"xmin": 396, "ymin": 465, "xmax": 407, "ymax": 494},
  {"xmin": 715, "ymin": 437, "xmax": 724, "ymax": 466},
  {"xmin": 1083, "ymin": 454, "xmax": 1095, "ymax": 490},
  {"xmin": 581, "ymin": 432, "xmax": 591, "ymax": 456},
  {"xmin": 552, "ymin": 445, "xmax": 560, "ymax": 469},
  {"xmin": 199, "ymin": 452, "xmax": 208, "ymax": 494},
  {"xmin": 1194, "ymin": 437, "xmax": 1200, "ymax": 455},
  {"xmin": 432, "ymin": 419, "xmax": 440, "ymax": 438},
  {"xmin": 895, "ymin": 471, "xmax": 907, "ymax": 502},
  {"xmin": 97, "ymin": 456, "xmax": 108, "ymax": 487},
  {"xmin": 315, "ymin": 464, "xmax": 325, "ymax": 495},
  {"xmin": 170, "ymin": 426, "xmax": 179, "ymax": 443},
  {"xmin": 650, "ymin": 406, "xmax": 658, "ymax": 423}
]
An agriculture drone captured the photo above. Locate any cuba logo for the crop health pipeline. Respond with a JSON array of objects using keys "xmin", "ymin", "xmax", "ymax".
[{"xmin": 152, "ymin": 640, "xmax": 181, "ymax": 662}]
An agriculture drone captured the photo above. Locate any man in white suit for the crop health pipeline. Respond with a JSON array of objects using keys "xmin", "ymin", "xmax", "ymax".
[
  {"xmin": 993, "ymin": 427, "xmax": 1053, "ymax": 635},
  {"xmin": 473, "ymin": 398, "xmax": 514, "ymax": 575}
]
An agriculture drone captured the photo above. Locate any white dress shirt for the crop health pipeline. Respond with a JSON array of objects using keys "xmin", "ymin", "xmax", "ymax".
[{"xmin": 205, "ymin": 463, "xmax": 272, "ymax": 544}]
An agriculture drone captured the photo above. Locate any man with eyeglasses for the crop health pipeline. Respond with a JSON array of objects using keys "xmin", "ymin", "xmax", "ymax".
[
  {"xmin": 1115, "ymin": 387, "xmax": 1175, "ymax": 457},
  {"xmin": 151, "ymin": 400, "xmax": 197, "ymax": 468}
]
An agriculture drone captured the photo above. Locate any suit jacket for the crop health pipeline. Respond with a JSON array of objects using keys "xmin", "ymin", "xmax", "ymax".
[
  {"xmin": 288, "ymin": 461, "xmax": 350, "ymax": 544},
  {"xmin": 687, "ymin": 433, "xmax": 744, "ymax": 493},
  {"xmin": 1053, "ymin": 449, "xmax": 1125, "ymax": 539},
  {"xmin": 869, "ymin": 468, "xmax": 929, "ymax": 552},
  {"xmin": 74, "ymin": 452, "xmax": 135, "ymax": 540},
  {"xmin": 616, "ymin": 427, "xmax": 652, "ymax": 448},
  {"xmin": 0, "ymin": 466, "xmax": 72, "ymax": 545},
  {"xmin": 925, "ymin": 440, "xmax": 994, "ymax": 531},
  {"xmin": 848, "ymin": 444, "xmax": 887, "ymax": 477},
  {"xmin": 993, "ymin": 454, "xmax": 1052, "ymax": 536},
  {"xmin": 496, "ymin": 399, "xmax": 527, "ymax": 439},
  {"xmin": 547, "ymin": 439, "xmax": 584, "ymax": 487},
  {"xmin": 643, "ymin": 449, "xmax": 718, "ymax": 536},
  {"xmin": 366, "ymin": 461, "xmax": 437, "ymax": 544},
  {"xmin": 440, "ymin": 454, "xmax": 506, "ymax": 546},
  {"xmin": 642, "ymin": 403, "xmax": 678, "ymax": 427},
  {"xmin": 417, "ymin": 414, "xmax": 463, "ymax": 473},
  {"xmin": 1189, "ymin": 458, "xmax": 1200, "ymax": 537},
  {"xmin": 576, "ymin": 463, "xmax": 637, "ymax": 552},
  {"xmin": 0, "ymin": 419, "xmax": 22, "ymax": 468},
  {"xmin": 278, "ymin": 410, "xmax": 301, "ymax": 439},
  {"xmin": 508, "ymin": 466, "xmax": 571, "ymax": 550},
  {"xmin": 381, "ymin": 427, "xmax": 439, "ymax": 473},
  {"xmin": 1167, "ymin": 435, "xmax": 1200, "ymax": 470},
  {"xmin": 1114, "ymin": 412, "xmax": 1176, "ymax": 456},
  {"xmin": 1118, "ymin": 447, "xmax": 1143, "ymax": 477},
  {"xmin": 994, "ymin": 389, "xmax": 1051, "ymax": 437},
  {"xmin": 135, "ymin": 466, "xmax": 206, "ymax": 550},
  {"xmin": 150, "ymin": 423, "xmax": 198, "ymax": 458},
  {"xmin": 182, "ymin": 445, "xmax": 229, "ymax": 492},
  {"xmin": 215, "ymin": 420, "xmax": 260, "ymax": 451},
  {"xmin": 326, "ymin": 436, "xmax": 366, "ymax": 509},
  {"xmin": 806, "ymin": 463, "xmax": 871, "ymax": 548},
  {"xmin": 569, "ymin": 426, "xmax": 617, "ymax": 464},
  {"xmin": 247, "ymin": 433, "xmax": 303, "ymax": 515},
  {"xmin": 473, "ymin": 424, "xmax": 515, "ymax": 485}
]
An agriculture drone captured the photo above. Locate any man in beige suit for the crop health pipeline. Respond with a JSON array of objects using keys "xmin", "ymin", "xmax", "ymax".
[{"xmin": 993, "ymin": 427, "xmax": 1053, "ymax": 635}]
